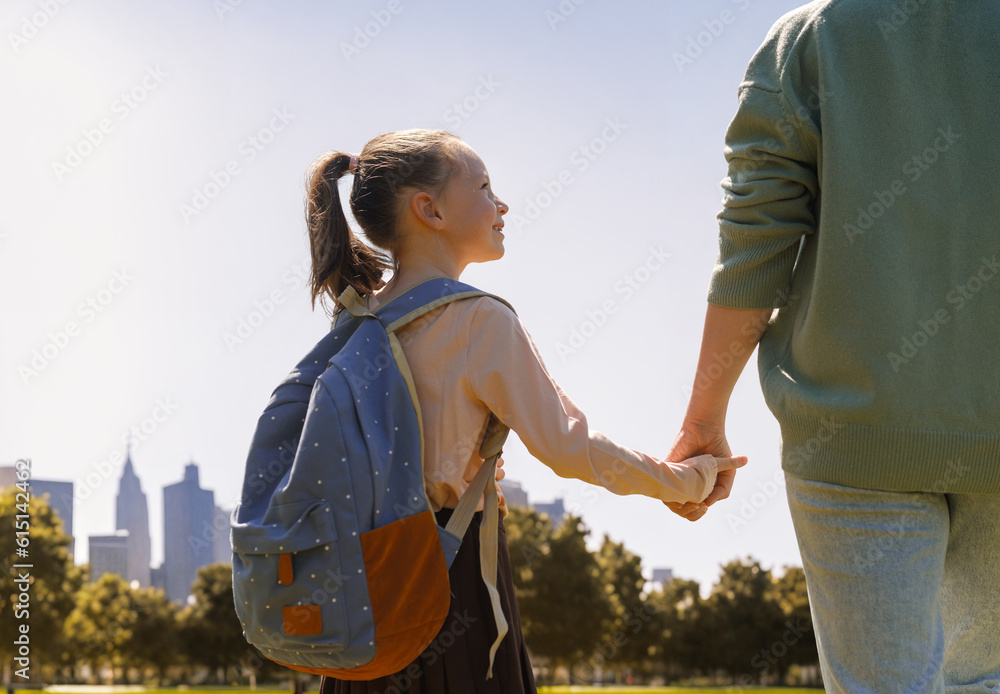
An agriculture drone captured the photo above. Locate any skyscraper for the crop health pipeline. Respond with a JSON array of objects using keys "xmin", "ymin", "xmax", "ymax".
[
  {"xmin": 212, "ymin": 504, "xmax": 232, "ymax": 565},
  {"xmin": 533, "ymin": 498, "xmax": 566, "ymax": 524},
  {"xmin": 115, "ymin": 450, "xmax": 151, "ymax": 586},
  {"xmin": 502, "ymin": 480, "xmax": 530, "ymax": 509},
  {"xmin": 163, "ymin": 462, "xmax": 216, "ymax": 603},
  {"xmin": 651, "ymin": 567, "xmax": 675, "ymax": 586},
  {"xmin": 1, "ymin": 465, "xmax": 75, "ymax": 558},
  {"xmin": 89, "ymin": 531, "xmax": 129, "ymax": 583},
  {"xmin": 30, "ymin": 479, "xmax": 75, "ymax": 543}
]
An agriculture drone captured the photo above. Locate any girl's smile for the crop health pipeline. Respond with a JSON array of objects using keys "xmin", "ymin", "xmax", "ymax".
[{"xmin": 436, "ymin": 144, "xmax": 509, "ymax": 266}]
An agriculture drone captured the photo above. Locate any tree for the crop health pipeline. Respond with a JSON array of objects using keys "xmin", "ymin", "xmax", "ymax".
[
  {"xmin": 503, "ymin": 505, "xmax": 554, "ymax": 594},
  {"xmin": 123, "ymin": 586, "xmax": 183, "ymax": 684},
  {"xmin": 648, "ymin": 577, "xmax": 712, "ymax": 678},
  {"xmin": 65, "ymin": 573, "xmax": 138, "ymax": 683},
  {"xmin": 180, "ymin": 562, "xmax": 254, "ymax": 683},
  {"xmin": 592, "ymin": 535, "xmax": 653, "ymax": 682},
  {"xmin": 513, "ymin": 514, "xmax": 613, "ymax": 681},
  {"xmin": 0, "ymin": 486, "xmax": 82, "ymax": 682},
  {"xmin": 771, "ymin": 566, "xmax": 818, "ymax": 680},
  {"xmin": 699, "ymin": 558, "xmax": 787, "ymax": 682}
]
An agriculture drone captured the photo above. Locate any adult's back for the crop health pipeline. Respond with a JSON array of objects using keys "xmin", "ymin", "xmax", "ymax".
[{"xmin": 710, "ymin": 0, "xmax": 1000, "ymax": 493}]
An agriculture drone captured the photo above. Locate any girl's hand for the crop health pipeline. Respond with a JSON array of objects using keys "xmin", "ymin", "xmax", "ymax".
[
  {"xmin": 664, "ymin": 418, "xmax": 737, "ymax": 521},
  {"xmin": 495, "ymin": 456, "xmax": 508, "ymax": 518}
]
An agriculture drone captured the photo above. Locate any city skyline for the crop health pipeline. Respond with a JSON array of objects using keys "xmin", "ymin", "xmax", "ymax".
[{"xmin": 1, "ymin": 457, "xmax": 232, "ymax": 603}]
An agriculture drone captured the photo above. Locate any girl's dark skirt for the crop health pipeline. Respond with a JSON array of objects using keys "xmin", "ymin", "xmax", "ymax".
[{"xmin": 319, "ymin": 507, "xmax": 537, "ymax": 694}]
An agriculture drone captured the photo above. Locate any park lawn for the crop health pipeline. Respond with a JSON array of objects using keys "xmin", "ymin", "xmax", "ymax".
[
  {"xmin": 538, "ymin": 688, "xmax": 824, "ymax": 693},
  {"xmin": 28, "ymin": 690, "xmax": 295, "ymax": 694},
  {"xmin": 29, "ymin": 691, "xmax": 260, "ymax": 694},
  {"xmin": 21, "ymin": 688, "xmax": 825, "ymax": 694}
]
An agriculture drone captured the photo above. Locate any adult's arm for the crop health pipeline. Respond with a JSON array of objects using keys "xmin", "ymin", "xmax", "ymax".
[
  {"xmin": 669, "ymin": 51, "xmax": 821, "ymax": 520},
  {"xmin": 664, "ymin": 304, "xmax": 772, "ymax": 520}
]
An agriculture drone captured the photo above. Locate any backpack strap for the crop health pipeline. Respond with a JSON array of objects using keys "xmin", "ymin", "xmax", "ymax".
[
  {"xmin": 376, "ymin": 279, "xmax": 514, "ymax": 333},
  {"xmin": 336, "ymin": 278, "xmax": 514, "ymax": 679},
  {"xmin": 338, "ymin": 285, "xmax": 375, "ymax": 318},
  {"xmin": 377, "ymin": 278, "xmax": 514, "ymax": 679},
  {"xmin": 443, "ymin": 413, "xmax": 510, "ymax": 678},
  {"xmin": 383, "ymin": 279, "xmax": 513, "ymax": 678}
]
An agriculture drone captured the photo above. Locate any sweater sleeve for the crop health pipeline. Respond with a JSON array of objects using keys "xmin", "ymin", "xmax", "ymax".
[
  {"xmin": 708, "ymin": 81, "xmax": 820, "ymax": 310},
  {"xmin": 466, "ymin": 298, "xmax": 718, "ymax": 504}
]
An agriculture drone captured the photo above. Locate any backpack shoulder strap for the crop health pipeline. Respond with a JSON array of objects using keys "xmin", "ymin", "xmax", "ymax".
[
  {"xmin": 335, "ymin": 278, "xmax": 513, "ymax": 678},
  {"xmin": 372, "ymin": 277, "xmax": 515, "ymax": 334}
]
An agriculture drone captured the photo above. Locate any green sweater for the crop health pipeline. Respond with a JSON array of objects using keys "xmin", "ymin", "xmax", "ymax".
[{"xmin": 708, "ymin": 0, "xmax": 1000, "ymax": 493}]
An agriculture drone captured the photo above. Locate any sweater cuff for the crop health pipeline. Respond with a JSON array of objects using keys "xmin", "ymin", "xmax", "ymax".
[{"xmin": 707, "ymin": 243, "xmax": 799, "ymax": 309}]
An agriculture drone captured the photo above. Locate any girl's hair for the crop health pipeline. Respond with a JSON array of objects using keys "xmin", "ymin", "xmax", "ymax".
[{"xmin": 306, "ymin": 128, "xmax": 463, "ymax": 314}]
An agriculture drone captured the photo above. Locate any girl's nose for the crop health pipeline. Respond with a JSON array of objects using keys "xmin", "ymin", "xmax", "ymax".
[{"xmin": 496, "ymin": 196, "xmax": 508, "ymax": 215}]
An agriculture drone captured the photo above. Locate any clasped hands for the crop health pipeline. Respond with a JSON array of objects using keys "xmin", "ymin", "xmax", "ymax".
[{"xmin": 665, "ymin": 418, "xmax": 747, "ymax": 522}]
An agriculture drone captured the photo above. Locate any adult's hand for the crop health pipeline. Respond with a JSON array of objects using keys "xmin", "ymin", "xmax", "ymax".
[{"xmin": 664, "ymin": 418, "xmax": 735, "ymax": 521}]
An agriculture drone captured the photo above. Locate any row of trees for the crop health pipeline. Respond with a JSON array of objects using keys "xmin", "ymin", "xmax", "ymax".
[
  {"xmin": 505, "ymin": 506, "xmax": 819, "ymax": 685},
  {"xmin": 1, "ymin": 488, "xmax": 818, "ymax": 687}
]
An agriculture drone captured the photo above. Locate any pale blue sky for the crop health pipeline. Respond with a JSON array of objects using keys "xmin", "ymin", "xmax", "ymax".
[{"xmin": 2, "ymin": 0, "xmax": 806, "ymax": 591}]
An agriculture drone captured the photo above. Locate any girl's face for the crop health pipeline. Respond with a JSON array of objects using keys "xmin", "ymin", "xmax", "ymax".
[{"xmin": 436, "ymin": 145, "xmax": 508, "ymax": 265}]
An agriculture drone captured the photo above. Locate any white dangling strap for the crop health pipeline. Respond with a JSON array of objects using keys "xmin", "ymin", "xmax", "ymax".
[
  {"xmin": 445, "ymin": 415, "xmax": 509, "ymax": 679},
  {"xmin": 479, "ymin": 457, "xmax": 508, "ymax": 678}
]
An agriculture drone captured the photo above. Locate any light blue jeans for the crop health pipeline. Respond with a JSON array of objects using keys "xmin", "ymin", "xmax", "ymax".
[{"xmin": 785, "ymin": 472, "xmax": 1000, "ymax": 693}]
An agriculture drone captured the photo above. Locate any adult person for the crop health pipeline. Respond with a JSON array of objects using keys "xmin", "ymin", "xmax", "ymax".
[{"xmin": 665, "ymin": 1, "xmax": 1000, "ymax": 691}]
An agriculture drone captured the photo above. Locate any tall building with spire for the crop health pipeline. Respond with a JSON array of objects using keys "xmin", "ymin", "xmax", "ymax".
[
  {"xmin": 115, "ymin": 449, "xmax": 151, "ymax": 587},
  {"xmin": 163, "ymin": 461, "xmax": 216, "ymax": 603}
]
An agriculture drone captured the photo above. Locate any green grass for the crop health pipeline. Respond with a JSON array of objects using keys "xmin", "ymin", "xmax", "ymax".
[
  {"xmin": 15, "ymin": 691, "xmax": 292, "ymax": 694},
  {"xmin": 538, "ymin": 688, "xmax": 824, "ymax": 693},
  {"xmin": 19, "ymin": 687, "xmax": 824, "ymax": 694}
]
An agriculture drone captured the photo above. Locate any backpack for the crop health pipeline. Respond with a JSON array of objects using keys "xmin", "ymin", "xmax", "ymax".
[{"xmin": 231, "ymin": 278, "xmax": 512, "ymax": 680}]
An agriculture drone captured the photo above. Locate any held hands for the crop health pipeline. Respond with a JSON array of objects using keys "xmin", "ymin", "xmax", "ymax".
[{"xmin": 665, "ymin": 418, "xmax": 746, "ymax": 522}]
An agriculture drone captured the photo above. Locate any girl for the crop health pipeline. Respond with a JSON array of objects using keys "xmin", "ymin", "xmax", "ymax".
[{"xmin": 306, "ymin": 129, "xmax": 746, "ymax": 693}]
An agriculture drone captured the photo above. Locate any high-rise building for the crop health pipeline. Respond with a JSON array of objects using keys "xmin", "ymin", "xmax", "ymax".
[
  {"xmin": 163, "ymin": 462, "xmax": 216, "ymax": 603},
  {"xmin": 212, "ymin": 504, "xmax": 232, "ymax": 565},
  {"xmin": 0, "ymin": 465, "xmax": 20, "ymax": 488},
  {"xmin": 651, "ymin": 567, "xmax": 675, "ymax": 586},
  {"xmin": 34, "ymin": 479, "xmax": 76, "ymax": 559},
  {"xmin": 150, "ymin": 564, "xmax": 167, "ymax": 592},
  {"xmin": 115, "ymin": 450, "xmax": 151, "ymax": 586},
  {"xmin": 1, "ymin": 465, "xmax": 75, "ymax": 557},
  {"xmin": 502, "ymin": 480, "xmax": 530, "ymax": 509},
  {"xmin": 533, "ymin": 498, "xmax": 566, "ymax": 524},
  {"xmin": 89, "ymin": 531, "xmax": 129, "ymax": 583}
]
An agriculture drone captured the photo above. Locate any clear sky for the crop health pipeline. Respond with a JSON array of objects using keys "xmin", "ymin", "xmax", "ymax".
[{"xmin": 2, "ymin": 0, "xmax": 808, "ymax": 592}]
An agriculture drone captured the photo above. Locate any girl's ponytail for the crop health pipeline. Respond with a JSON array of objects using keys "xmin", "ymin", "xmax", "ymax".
[
  {"xmin": 305, "ymin": 130, "xmax": 461, "ymax": 316},
  {"xmin": 306, "ymin": 151, "xmax": 391, "ymax": 312}
]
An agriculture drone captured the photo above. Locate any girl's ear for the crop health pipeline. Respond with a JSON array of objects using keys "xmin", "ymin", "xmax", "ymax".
[{"xmin": 410, "ymin": 191, "xmax": 445, "ymax": 230}]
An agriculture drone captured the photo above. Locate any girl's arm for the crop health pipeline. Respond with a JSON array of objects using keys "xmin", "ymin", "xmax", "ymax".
[{"xmin": 466, "ymin": 299, "xmax": 746, "ymax": 505}]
